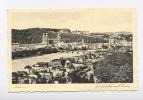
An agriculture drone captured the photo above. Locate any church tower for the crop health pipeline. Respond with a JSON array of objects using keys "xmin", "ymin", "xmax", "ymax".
[{"xmin": 42, "ymin": 33, "xmax": 49, "ymax": 45}]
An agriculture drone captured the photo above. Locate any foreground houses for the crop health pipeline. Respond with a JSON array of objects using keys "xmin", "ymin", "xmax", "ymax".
[{"xmin": 12, "ymin": 51, "xmax": 104, "ymax": 84}]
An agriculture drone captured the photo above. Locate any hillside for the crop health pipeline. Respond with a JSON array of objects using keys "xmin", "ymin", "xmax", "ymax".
[{"xmin": 12, "ymin": 28, "xmax": 132, "ymax": 44}]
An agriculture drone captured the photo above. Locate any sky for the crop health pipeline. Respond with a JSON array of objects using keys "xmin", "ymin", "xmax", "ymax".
[{"xmin": 8, "ymin": 9, "xmax": 136, "ymax": 32}]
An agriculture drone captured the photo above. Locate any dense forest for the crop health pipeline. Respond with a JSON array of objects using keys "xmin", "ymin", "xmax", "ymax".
[{"xmin": 94, "ymin": 51, "xmax": 133, "ymax": 83}]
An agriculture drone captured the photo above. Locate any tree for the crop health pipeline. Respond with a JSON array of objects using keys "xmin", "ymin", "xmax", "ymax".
[{"xmin": 24, "ymin": 65, "xmax": 33, "ymax": 73}]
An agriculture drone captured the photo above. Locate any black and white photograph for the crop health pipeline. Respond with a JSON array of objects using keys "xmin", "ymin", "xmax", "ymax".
[{"xmin": 8, "ymin": 9, "xmax": 137, "ymax": 91}]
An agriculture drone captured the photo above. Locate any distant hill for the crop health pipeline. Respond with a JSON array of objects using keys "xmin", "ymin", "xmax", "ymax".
[
  {"xmin": 12, "ymin": 28, "xmax": 132, "ymax": 44},
  {"xmin": 12, "ymin": 28, "xmax": 70, "ymax": 44}
]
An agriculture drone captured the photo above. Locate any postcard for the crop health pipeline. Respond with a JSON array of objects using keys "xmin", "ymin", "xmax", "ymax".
[{"xmin": 8, "ymin": 9, "xmax": 137, "ymax": 92}]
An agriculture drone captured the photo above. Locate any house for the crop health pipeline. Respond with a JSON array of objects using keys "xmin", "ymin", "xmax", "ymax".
[
  {"xmin": 28, "ymin": 74, "xmax": 37, "ymax": 84},
  {"xmin": 86, "ymin": 70, "xmax": 94, "ymax": 80},
  {"xmin": 72, "ymin": 63, "xmax": 84, "ymax": 71},
  {"xmin": 49, "ymin": 61, "xmax": 62, "ymax": 68},
  {"xmin": 39, "ymin": 72, "xmax": 53, "ymax": 80},
  {"xmin": 64, "ymin": 60, "xmax": 75, "ymax": 73}
]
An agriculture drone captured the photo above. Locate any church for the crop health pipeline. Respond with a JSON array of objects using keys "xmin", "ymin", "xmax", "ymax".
[{"xmin": 42, "ymin": 32, "xmax": 63, "ymax": 46}]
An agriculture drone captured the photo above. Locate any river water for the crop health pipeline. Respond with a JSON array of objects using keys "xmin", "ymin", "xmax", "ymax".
[{"xmin": 12, "ymin": 51, "xmax": 84, "ymax": 72}]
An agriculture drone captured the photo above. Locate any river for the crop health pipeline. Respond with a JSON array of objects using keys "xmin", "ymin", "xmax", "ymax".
[{"xmin": 12, "ymin": 51, "xmax": 84, "ymax": 72}]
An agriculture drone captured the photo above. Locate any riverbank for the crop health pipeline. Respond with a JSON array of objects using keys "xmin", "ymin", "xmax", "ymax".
[{"xmin": 12, "ymin": 51, "xmax": 83, "ymax": 72}]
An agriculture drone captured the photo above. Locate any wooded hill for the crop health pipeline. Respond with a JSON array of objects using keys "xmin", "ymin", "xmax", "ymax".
[{"xmin": 12, "ymin": 28, "xmax": 132, "ymax": 44}]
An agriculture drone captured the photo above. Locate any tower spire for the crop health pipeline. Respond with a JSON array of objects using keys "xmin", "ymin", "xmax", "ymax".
[{"xmin": 42, "ymin": 33, "xmax": 49, "ymax": 45}]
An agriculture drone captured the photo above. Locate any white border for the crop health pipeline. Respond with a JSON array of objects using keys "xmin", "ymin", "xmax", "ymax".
[{"xmin": 0, "ymin": 0, "xmax": 143, "ymax": 100}]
